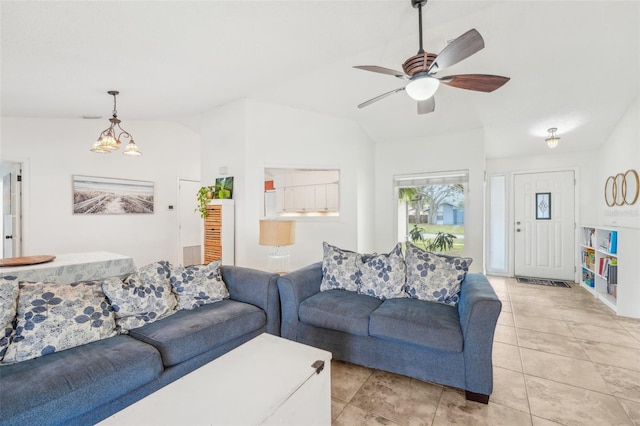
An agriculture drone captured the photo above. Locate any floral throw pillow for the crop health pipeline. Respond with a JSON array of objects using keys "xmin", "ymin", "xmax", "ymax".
[
  {"xmin": 170, "ymin": 261, "xmax": 229, "ymax": 310},
  {"xmin": 0, "ymin": 276, "xmax": 20, "ymax": 361},
  {"xmin": 320, "ymin": 242, "xmax": 361, "ymax": 292},
  {"xmin": 356, "ymin": 243, "xmax": 406, "ymax": 300},
  {"xmin": 404, "ymin": 242, "xmax": 472, "ymax": 306},
  {"xmin": 101, "ymin": 260, "xmax": 177, "ymax": 332},
  {"xmin": 2, "ymin": 281, "xmax": 116, "ymax": 364}
]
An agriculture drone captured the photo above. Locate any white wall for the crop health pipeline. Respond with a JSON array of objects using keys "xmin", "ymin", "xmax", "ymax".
[
  {"xmin": 597, "ymin": 98, "xmax": 640, "ymax": 230},
  {"xmin": 487, "ymin": 149, "xmax": 599, "ymax": 226},
  {"xmin": 0, "ymin": 117, "xmax": 201, "ymax": 266},
  {"xmin": 200, "ymin": 99, "xmax": 376, "ymax": 270},
  {"xmin": 374, "ymin": 129, "xmax": 486, "ymax": 273}
]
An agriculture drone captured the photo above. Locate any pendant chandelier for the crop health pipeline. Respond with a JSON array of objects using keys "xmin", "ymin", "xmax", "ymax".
[
  {"xmin": 91, "ymin": 90, "xmax": 141, "ymax": 155},
  {"xmin": 545, "ymin": 127, "xmax": 560, "ymax": 149}
]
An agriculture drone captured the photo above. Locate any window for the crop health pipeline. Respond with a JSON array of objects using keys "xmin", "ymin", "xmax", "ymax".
[
  {"xmin": 395, "ymin": 170, "xmax": 467, "ymax": 256},
  {"xmin": 487, "ymin": 174, "xmax": 507, "ymax": 274}
]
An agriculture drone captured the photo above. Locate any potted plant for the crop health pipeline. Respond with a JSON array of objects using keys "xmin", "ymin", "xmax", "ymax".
[{"xmin": 195, "ymin": 185, "xmax": 215, "ymax": 218}]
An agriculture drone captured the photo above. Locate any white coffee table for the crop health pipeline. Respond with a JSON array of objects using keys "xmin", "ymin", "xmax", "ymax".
[{"xmin": 99, "ymin": 333, "xmax": 332, "ymax": 425}]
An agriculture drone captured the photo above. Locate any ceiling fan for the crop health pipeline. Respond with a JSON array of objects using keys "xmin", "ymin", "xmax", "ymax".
[{"xmin": 354, "ymin": 0, "xmax": 510, "ymax": 115}]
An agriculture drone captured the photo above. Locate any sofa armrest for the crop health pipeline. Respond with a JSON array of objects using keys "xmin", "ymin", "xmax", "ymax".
[
  {"xmin": 277, "ymin": 262, "xmax": 323, "ymax": 340},
  {"xmin": 457, "ymin": 273, "xmax": 502, "ymax": 395},
  {"xmin": 221, "ymin": 266, "xmax": 281, "ymax": 336}
]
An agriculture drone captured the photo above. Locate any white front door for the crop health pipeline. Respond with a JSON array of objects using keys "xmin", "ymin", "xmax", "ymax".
[{"xmin": 514, "ymin": 171, "xmax": 575, "ymax": 280}]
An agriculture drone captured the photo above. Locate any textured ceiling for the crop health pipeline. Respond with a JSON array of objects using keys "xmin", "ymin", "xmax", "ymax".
[{"xmin": 1, "ymin": 1, "xmax": 638, "ymax": 159}]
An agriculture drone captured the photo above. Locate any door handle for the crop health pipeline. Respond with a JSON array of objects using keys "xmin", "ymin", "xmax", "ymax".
[
  {"xmin": 516, "ymin": 229, "xmax": 521, "ymax": 232},
  {"xmin": 5, "ymin": 235, "xmax": 12, "ymax": 239}
]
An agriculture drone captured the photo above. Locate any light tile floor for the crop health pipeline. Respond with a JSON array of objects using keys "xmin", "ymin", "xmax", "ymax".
[{"xmin": 330, "ymin": 276, "xmax": 640, "ymax": 425}]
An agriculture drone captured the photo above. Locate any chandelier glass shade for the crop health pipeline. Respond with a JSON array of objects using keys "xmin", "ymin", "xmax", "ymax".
[
  {"xmin": 91, "ymin": 91, "xmax": 141, "ymax": 155},
  {"xmin": 545, "ymin": 127, "xmax": 560, "ymax": 149}
]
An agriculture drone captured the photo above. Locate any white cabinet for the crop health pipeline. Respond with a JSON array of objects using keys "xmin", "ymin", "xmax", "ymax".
[{"xmin": 578, "ymin": 226, "xmax": 639, "ymax": 318}]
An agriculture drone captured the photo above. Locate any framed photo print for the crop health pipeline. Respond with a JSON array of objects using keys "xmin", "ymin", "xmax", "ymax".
[{"xmin": 73, "ymin": 175, "xmax": 154, "ymax": 214}]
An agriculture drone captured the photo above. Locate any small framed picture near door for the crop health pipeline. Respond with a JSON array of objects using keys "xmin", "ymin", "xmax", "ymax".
[{"xmin": 536, "ymin": 192, "xmax": 551, "ymax": 220}]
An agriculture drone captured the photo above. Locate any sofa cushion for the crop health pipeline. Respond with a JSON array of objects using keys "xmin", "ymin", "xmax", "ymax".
[
  {"xmin": 102, "ymin": 260, "xmax": 177, "ymax": 332},
  {"xmin": 404, "ymin": 243, "xmax": 472, "ymax": 306},
  {"xmin": 320, "ymin": 242, "xmax": 362, "ymax": 292},
  {"xmin": 2, "ymin": 280, "xmax": 116, "ymax": 364},
  {"xmin": 356, "ymin": 243, "xmax": 406, "ymax": 300},
  {"xmin": 127, "ymin": 299, "xmax": 265, "ymax": 367},
  {"xmin": 369, "ymin": 298, "xmax": 463, "ymax": 352},
  {"xmin": 0, "ymin": 276, "xmax": 19, "ymax": 361},
  {"xmin": 170, "ymin": 261, "xmax": 229, "ymax": 310},
  {"xmin": 299, "ymin": 289, "xmax": 382, "ymax": 336},
  {"xmin": 0, "ymin": 335, "xmax": 163, "ymax": 425}
]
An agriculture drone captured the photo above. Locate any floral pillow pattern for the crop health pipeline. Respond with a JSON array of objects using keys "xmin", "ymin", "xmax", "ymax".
[
  {"xmin": 170, "ymin": 261, "xmax": 229, "ymax": 310},
  {"xmin": 101, "ymin": 260, "xmax": 177, "ymax": 332},
  {"xmin": 356, "ymin": 243, "xmax": 406, "ymax": 300},
  {"xmin": 2, "ymin": 281, "xmax": 116, "ymax": 364},
  {"xmin": 404, "ymin": 242, "xmax": 472, "ymax": 306},
  {"xmin": 320, "ymin": 242, "xmax": 362, "ymax": 292},
  {"xmin": 0, "ymin": 276, "xmax": 20, "ymax": 361}
]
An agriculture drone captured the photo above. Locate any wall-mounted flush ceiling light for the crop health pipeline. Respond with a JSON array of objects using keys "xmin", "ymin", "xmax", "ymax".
[
  {"xmin": 545, "ymin": 127, "xmax": 560, "ymax": 149},
  {"xmin": 91, "ymin": 90, "xmax": 141, "ymax": 156}
]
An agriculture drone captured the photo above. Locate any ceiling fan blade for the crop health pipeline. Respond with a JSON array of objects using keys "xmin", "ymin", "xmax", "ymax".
[
  {"xmin": 357, "ymin": 87, "xmax": 406, "ymax": 109},
  {"xmin": 427, "ymin": 29, "xmax": 484, "ymax": 74},
  {"xmin": 417, "ymin": 97, "xmax": 435, "ymax": 115},
  {"xmin": 440, "ymin": 74, "xmax": 510, "ymax": 92},
  {"xmin": 354, "ymin": 65, "xmax": 408, "ymax": 79}
]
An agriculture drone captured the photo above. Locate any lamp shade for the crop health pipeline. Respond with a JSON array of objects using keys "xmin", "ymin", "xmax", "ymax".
[{"xmin": 259, "ymin": 220, "xmax": 295, "ymax": 246}]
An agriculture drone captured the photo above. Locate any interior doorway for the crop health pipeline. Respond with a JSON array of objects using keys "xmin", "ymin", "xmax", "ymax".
[
  {"xmin": 178, "ymin": 179, "xmax": 202, "ymax": 266},
  {"xmin": 514, "ymin": 170, "xmax": 575, "ymax": 280},
  {"xmin": 1, "ymin": 161, "xmax": 23, "ymax": 258}
]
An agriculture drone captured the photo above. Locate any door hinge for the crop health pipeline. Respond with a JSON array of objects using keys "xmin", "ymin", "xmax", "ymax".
[{"xmin": 17, "ymin": 175, "xmax": 22, "ymax": 182}]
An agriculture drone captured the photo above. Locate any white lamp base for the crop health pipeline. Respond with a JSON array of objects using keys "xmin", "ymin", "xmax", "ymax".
[{"xmin": 267, "ymin": 246, "xmax": 290, "ymax": 274}]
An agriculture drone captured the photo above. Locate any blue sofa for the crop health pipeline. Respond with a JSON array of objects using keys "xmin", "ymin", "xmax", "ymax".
[
  {"xmin": 0, "ymin": 266, "xmax": 280, "ymax": 426},
  {"xmin": 277, "ymin": 262, "xmax": 501, "ymax": 403}
]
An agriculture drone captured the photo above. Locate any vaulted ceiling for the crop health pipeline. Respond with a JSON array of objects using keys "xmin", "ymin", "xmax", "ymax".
[{"xmin": 1, "ymin": 1, "xmax": 638, "ymax": 159}]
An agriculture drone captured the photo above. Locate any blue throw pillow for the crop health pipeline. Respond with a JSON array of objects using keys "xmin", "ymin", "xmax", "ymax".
[
  {"xmin": 403, "ymin": 242, "xmax": 472, "ymax": 306},
  {"xmin": 356, "ymin": 243, "xmax": 406, "ymax": 300},
  {"xmin": 170, "ymin": 261, "xmax": 229, "ymax": 310},
  {"xmin": 320, "ymin": 242, "xmax": 361, "ymax": 292}
]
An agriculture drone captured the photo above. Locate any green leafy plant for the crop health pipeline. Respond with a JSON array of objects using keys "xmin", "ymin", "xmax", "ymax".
[
  {"xmin": 426, "ymin": 232, "xmax": 457, "ymax": 252},
  {"xmin": 195, "ymin": 186, "xmax": 215, "ymax": 218},
  {"xmin": 408, "ymin": 225, "xmax": 457, "ymax": 252}
]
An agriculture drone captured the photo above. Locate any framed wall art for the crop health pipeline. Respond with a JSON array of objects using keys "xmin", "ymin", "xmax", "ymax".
[
  {"xmin": 72, "ymin": 175, "xmax": 154, "ymax": 214},
  {"xmin": 535, "ymin": 192, "xmax": 551, "ymax": 220}
]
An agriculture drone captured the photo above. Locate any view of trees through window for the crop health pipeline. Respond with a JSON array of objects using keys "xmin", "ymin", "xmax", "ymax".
[{"xmin": 398, "ymin": 184, "xmax": 465, "ymax": 256}]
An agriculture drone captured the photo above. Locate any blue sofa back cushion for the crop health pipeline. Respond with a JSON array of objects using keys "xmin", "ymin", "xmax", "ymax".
[
  {"xmin": 299, "ymin": 289, "xmax": 382, "ymax": 336},
  {"xmin": 369, "ymin": 298, "xmax": 464, "ymax": 352},
  {"xmin": 127, "ymin": 299, "xmax": 266, "ymax": 367},
  {"xmin": 0, "ymin": 335, "xmax": 162, "ymax": 425}
]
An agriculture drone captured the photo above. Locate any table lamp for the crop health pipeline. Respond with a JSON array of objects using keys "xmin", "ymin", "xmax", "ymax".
[{"xmin": 259, "ymin": 220, "xmax": 296, "ymax": 274}]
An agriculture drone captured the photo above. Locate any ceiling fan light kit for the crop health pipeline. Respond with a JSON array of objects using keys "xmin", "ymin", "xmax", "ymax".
[
  {"xmin": 91, "ymin": 90, "xmax": 142, "ymax": 156},
  {"xmin": 354, "ymin": 0, "xmax": 510, "ymax": 114},
  {"xmin": 406, "ymin": 75, "xmax": 440, "ymax": 101}
]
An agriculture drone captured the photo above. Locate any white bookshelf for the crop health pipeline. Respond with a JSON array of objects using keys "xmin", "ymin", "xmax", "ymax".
[{"xmin": 578, "ymin": 226, "xmax": 639, "ymax": 318}]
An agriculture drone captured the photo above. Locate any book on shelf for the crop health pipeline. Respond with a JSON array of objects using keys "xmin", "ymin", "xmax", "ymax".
[
  {"xmin": 607, "ymin": 264, "xmax": 618, "ymax": 285},
  {"xmin": 609, "ymin": 231, "xmax": 618, "ymax": 254}
]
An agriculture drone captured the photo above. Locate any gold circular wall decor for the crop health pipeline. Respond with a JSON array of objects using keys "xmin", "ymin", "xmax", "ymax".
[{"xmin": 604, "ymin": 169, "xmax": 639, "ymax": 206}]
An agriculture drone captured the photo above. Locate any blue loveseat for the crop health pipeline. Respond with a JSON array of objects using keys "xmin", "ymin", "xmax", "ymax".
[
  {"xmin": 277, "ymin": 262, "xmax": 501, "ymax": 403},
  {"xmin": 0, "ymin": 266, "xmax": 280, "ymax": 426}
]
